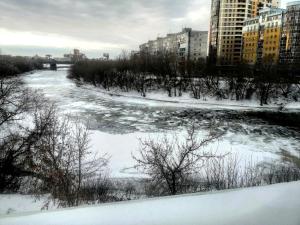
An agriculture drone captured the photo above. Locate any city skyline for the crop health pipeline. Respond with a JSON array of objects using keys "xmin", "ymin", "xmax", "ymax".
[{"xmin": 0, "ymin": 0, "xmax": 291, "ymax": 58}]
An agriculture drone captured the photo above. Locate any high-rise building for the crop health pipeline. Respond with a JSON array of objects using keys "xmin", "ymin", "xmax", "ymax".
[
  {"xmin": 242, "ymin": 7, "xmax": 285, "ymax": 64},
  {"xmin": 242, "ymin": 17, "xmax": 260, "ymax": 64},
  {"xmin": 208, "ymin": 0, "xmax": 279, "ymax": 65},
  {"xmin": 279, "ymin": 1, "xmax": 300, "ymax": 65},
  {"xmin": 251, "ymin": 0, "xmax": 280, "ymax": 17},
  {"xmin": 208, "ymin": 0, "xmax": 221, "ymax": 64},
  {"xmin": 140, "ymin": 28, "xmax": 208, "ymax": 62},
  {"xmin": 241, "ymin": 1, "xmax": 300, "ymax": 66}
]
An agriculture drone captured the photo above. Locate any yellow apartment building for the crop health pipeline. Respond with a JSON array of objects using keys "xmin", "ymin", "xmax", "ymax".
[
  {"xmin": 260, "ymin": 8, "xmax": 284, "ymax": 64},
  {"xmin": 242, "ymin": 18, "xmax": 260, "ymax": 64},
  {"xmin": 209, "ymin": 0, "xmax": 279, "ymax": 65},
  {"xmin": 242, "ymin": 7, "xmax": 285, "ymax": 64}
]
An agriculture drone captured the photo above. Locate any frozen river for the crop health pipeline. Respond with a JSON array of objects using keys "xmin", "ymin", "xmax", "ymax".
[{"xmin": 22, "ymin": 68, "xmax": 300, "ymax": 177}]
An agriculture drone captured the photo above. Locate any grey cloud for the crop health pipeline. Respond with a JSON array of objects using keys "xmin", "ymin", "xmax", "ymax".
[{"xmin": 0, "ymin": 0, "xmax": 210, "ymax": 56}]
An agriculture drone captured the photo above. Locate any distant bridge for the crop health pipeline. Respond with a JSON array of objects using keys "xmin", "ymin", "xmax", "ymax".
[{"xmin": 43, "ymin": 60, "xmax": 72, "ymax": 70}]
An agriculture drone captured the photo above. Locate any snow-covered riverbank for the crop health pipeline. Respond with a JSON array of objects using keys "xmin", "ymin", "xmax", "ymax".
[
  {"xmin": 1, "ymin": 181, "xmax": 299, "ymax": 225},
  {"xmin": 78, "ymin": 81, "xmax": 300, "ymax": 112},
  {"xmin": 19, "ymin": 69, "xmax": 300, "ymax": 178}
]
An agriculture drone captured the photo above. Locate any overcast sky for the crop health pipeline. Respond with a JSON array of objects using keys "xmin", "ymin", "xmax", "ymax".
[{"xmin": 0, "ymin": 0, "xmax": 290, "ymax": 58}]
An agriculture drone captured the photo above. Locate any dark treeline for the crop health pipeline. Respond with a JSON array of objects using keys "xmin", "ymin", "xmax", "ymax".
[
  {"xmin": 0, "ymin": 55, "xmax": 43, "ymax": 78},
  {"xmin": 69, "ymin": 52, "xmax": 300, "ymax": 106}
]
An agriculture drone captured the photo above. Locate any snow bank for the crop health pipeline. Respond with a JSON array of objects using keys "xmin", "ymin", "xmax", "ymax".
[
  {"xmin": 81, "ymin": 85, "xmax": 300, "ymax": 112},
  {"xmin": 23, "ymin": 70, "xmax": 300, "ymax": 112},
  {"xmin": 1, "ymin": 181, "xmax": 300, "ymax": 225},
  {"xmin": 0, "ymin": 194, "xmax": 54, "ymax": 216},
  {"xmin": 89, "ymin": 130, "xmax": 296, "ymax": 178}
]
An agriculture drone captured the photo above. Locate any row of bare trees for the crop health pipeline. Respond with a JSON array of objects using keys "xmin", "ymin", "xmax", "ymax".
[
  {"xmin": 0, "ymin": 55, "xmax": 43, "ymax": 78},
  {"xmin": 202, "ymin": 154, "xmax": 300, "ymax": 191},
  {"xmin": 69, "ymin": 52, "xmax": 300, "ymax": 106}
]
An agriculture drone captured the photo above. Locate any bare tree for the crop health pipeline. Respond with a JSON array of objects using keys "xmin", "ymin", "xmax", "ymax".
[
  {"xmin": 0, "ymin": 79, "xmax": 32, "ymax": 127},
  {"xmin": 133, "ymin": 125, "xmax": 223, "ymax": 196},
  {"xmin": 0, "ymin": 78, "xmax": 42, "ymax": 191},
  {"xmin": 28, "ymin": 113, "xmax": 109, "ymax": 207},
  {"xmin": 0, "ymin": 79, "xmax": 110, "ymax": 206}
]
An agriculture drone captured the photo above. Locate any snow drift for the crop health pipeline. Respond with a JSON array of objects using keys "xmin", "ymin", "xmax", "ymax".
[{"xmin": 1, "ymin": 181, "xmax": 300, "ymax": 225}]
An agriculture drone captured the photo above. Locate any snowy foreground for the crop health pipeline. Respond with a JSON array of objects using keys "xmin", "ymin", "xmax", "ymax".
[
  {"xmin": 0, "ymin": 194, "xmax": 55, "ymax": 216},
  {"xmin": 1, "ymin": 181, "xmax": 300, "ymax": 225}
]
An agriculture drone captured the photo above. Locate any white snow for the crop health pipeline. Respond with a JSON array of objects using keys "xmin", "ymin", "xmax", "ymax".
[
  {"xmin": 0, "ymin": 194, "xmax": 55, "ymax": 216},
  {"xmin": 89, "ymin": 130, "xmax": 296, "ymax": 177},
  {"xmin": 21, "ymin": 70, "xmax": 300, "ymax": 178},
  {"xmin": 24, "ymin": 70, "xmax": 300, "ymax": 112},
  {"xmin": 81, "ymin": 85, "xmax": 300, "ymax": 112},
  {"xmin": 1, "ymin": 181, "xmax": 299, "ymax": 225}
]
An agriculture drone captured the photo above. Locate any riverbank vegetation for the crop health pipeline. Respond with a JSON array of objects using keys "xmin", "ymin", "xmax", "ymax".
[
  {"xmin": 0, "ymin": 78, "xmax": 110, "ymax": 207},
  {"xmin": 133, "ymin": 125, "xmax": 300, "ymax": 197},
  {"xmin": 0, "ymin": 55, "xmax": 43, "ymax": 78},
  {"xmin": 1, "ymin": 55, "xmax": 300, "ymax": 209},
  {"xmin": 69, "ymin": 52, "xmax": 300, "ymax": 106},
  {"xmin": 1, "ymin": 80, "xmax": 299, "ymax": 203},
  {"xmin": 1, "ymin": 77, "xmax": 299, "ymax": 205}
]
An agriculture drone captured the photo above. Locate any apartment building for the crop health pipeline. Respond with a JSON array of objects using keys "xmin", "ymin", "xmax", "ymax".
[
  {"xmin": 242, "ymin": 17, "xmax": 260, "ymax": 64},
  {"xmin": 139, "ymin": 28, "xmax": 208, "ymax": 62},
  {"xmin": 242, "ymin": 1, "xmax": 300, "ymax": 66},
  {"xmin": 251, "ymin": 0, "xmax": 280, "ymax": 16},
  {"xmin": 279, "ymin": 1, "xmax": 300, "ymax": 65},
  {"xmin": 242, "ymin": 7, "xmax": 285, "ymax": 64},
  {"xmin": 208, "ymin": 0, "xmax": 279, "ymax": 65}
]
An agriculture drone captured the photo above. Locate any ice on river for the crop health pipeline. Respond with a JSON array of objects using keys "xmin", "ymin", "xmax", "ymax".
[{"xmin": 22, "ymin": 69, "xmax": 300, "ymax": 177}]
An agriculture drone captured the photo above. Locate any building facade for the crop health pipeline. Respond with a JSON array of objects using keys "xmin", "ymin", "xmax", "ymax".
[
  {"xmin": 64, "ymin": 49, "xmax": 86, "ymax": 62},
  {"xmin": 279, "ymin": 1, "xmax": 300, "ymax": 65},
  {"xmin": 241, "ymin": 1, "xmax": 300, "ymax": 66},
  {"xmin": 242, "ymin": 7, "xmax": 285, "ymax": 64},
  {"xmin": 139, "ymin": 28, "xmax": 208, "ymax": 62},
  {"xmin": 209, "ymin": 0, "xmax": 279, "ymax": 65},
  {"xmin": 251, "ymin": 0, "xmax": 280, "ymax": 17},
  {"xmin": 242, "ymin": 17, "xmax": 260, "ymax": 64}
]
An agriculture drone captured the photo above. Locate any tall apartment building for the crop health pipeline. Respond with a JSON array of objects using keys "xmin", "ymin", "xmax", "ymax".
[
  {"xmin": 242, "ymin": 7, "xmax": 285, "ymax": 64},
  {"xmin": 209, "ymin": 0, "xmax": 279, "ymax": 65},
  {"xmin": 279, "ymin": 1, "xmax": 300, "ymax": 65},
  {"xmin": 251, "ymin": 0, "xmax": 280, "ymax": 16},
  {"xmin": 139, "ymin": 28, "xmax": 208, "ymax": 62},
  {"xmin": 242, "ymin": 1, "xmax": 300, "ymax": 66}
]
